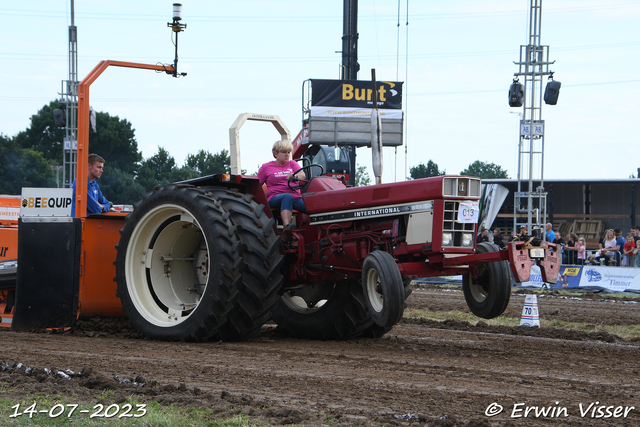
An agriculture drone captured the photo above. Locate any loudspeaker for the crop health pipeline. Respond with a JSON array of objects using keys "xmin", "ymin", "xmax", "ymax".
[
  {"xmin": 508, "ymin": 82, "xmax": 524, "ymax": 107},
  {"xmin": 53, "ymin": 107, "xmax": 66, "ymax": 127},
  {"xmin": 544, "ymin": 80, "xmax": 561, "ymax": 105}
]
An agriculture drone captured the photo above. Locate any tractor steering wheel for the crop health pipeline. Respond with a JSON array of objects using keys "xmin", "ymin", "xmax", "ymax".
[{"xmin": 288, "ymin": 164, "xmax": 325, "ymax": 192}]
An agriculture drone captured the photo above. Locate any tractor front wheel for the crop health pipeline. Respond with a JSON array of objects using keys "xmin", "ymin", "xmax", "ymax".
[
  {"xmin": 463, "ymin": 242, "xmax": 511, "ymax": 319},
  {"xmin": 361, "ymin": 251, "xmax": 405, "ymax": 329}
]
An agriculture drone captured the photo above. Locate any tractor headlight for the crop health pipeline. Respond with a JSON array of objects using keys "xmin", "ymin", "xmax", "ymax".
[
  {"xmin": 461, "ymin": 233, "xmax": 474, "ymax": 247},
  {"xmin": 442, "ymin": 232, "xmax": 453, "ymax": 246}
]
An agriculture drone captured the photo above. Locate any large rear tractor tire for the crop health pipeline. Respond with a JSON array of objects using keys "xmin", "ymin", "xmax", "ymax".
[
  {"xmin": 271, "ymin": 280, "xmax": 374, "ymax": 340},
  {"xmin": 115, "ymin": 185, "xmax": 242, "ymax": 341},
  {"xmin": 205, "ymin": 187, "xmax": 284, "ymax": 341},
  {"xmin": 463, "ymin": 242, "xmax": 511, "ymax": 319},
  {"xmin": 361, "ymin": 251, "xmax": 405, "ymax": 329}
]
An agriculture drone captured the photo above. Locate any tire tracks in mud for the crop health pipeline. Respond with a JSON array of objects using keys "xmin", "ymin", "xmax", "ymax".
[{"xmin": 2, "ymin": 286, "xmax": 640, "ymax": 426}]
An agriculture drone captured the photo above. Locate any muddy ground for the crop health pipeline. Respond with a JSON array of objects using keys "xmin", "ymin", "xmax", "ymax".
[{"xmin": 2, "ymin": 285, "xmax": 640, "ymax": 426}]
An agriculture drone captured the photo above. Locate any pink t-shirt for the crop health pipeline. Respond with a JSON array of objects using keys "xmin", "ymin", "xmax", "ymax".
[{"xmin": 257, "ymin": 160, "xmax": 302, "ymax": 201}]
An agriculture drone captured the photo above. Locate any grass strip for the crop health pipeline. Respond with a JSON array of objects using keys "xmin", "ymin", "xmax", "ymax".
[
  {"xmin": 404, "ymin": 308, "xmax": 640, "ymax": 340},
  {"xmin": 0, "ymin": 394, "xmax": 264, "ymax": 427}
]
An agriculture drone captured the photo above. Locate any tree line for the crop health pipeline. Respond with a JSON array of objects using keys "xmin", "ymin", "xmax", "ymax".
[
  {"xmin": 0, "ymin": 101, "xmax": 233, "ymax": 204},
  {"xmin": 408, "ymin": 159, "xmax": 509, "ymax": 180},
  {"xmin": 1, "ymin": 100, "xmax": 509, "ymax": 205}
]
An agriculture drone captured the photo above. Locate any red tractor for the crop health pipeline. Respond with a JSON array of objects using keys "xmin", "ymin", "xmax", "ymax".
[
  {"xmin": 1, "ymin": 61, "xmax": 559, "ymax": 341},
  {"xmin": 113, "ymin": 169, "xmax": 559, "ymax": 341}
]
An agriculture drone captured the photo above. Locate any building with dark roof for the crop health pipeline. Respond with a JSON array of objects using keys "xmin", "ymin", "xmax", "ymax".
[{"xmin": 483, "ymin": 178, "xmax": 639, "ymax": 245}]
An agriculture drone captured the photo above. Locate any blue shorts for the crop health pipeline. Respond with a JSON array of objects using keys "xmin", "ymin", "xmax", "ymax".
[{"xmin": 268, "ymin": 193, "xmax": 306, "ymax": 213}]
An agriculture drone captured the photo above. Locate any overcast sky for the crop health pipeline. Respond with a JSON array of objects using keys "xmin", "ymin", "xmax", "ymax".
[{"xmin": 3, "ymin": 1, "xmax": 639, "ymax": 183}]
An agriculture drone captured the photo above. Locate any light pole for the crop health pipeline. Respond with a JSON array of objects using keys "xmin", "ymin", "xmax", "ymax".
[{"xmin": 50, "ymin": 165, "xmax": 63, "ymax": 188}]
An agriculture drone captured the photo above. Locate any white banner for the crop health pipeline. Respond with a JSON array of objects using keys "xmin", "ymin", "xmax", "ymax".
[
  {"xmin": 20, "ymin": 188, "xmax": 73, "ymax": 217},
  {"xmin": 479, "ymin": 184, "xmax": 509, "ymax": 231},
  {"xmin": 310, "ymin": 106, "xmax": 403, "ymax": 119},
  {"xmin": 0, "ymin": 207, "xmax": 20, "ymax": 222},
  {"xmin": 519, "ymin": 265, "xmax": 545, "ymax": 288},
  {"xmin": 578, "ymin": 266, "xmax": 640, "ymax": 292},
  {"xmin": 517, "ymin": 264, "xmax": 640, "ymax": 294}
]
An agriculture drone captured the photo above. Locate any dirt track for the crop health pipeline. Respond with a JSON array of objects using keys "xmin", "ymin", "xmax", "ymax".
[{"xmin": 2, "ymin": 286, "xmax": 640, "ymax": 426}]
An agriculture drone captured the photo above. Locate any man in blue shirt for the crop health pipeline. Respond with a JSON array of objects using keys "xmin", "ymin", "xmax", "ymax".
[
  {"xmin": 71, "ymin": 153, "xmax": 111, "ymax": 217},
  {"xmin": 614, "ymin": 228, "xmax": 626, "ymax": 266},
  {"xmin": 545, "ymin": 223, "xmax": 555, "ymax": 242}
]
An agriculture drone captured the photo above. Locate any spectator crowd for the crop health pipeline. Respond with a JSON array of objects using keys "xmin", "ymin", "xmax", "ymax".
[{"xmin": 481, "ymin": 224, "xmax": 640, "ymax": 267}]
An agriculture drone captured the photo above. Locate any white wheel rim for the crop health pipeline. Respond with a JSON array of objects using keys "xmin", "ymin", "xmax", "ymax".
[
  {"xmin": 281, "ymin": 293, "xmax": 328, "ymax": 314},
  {"xmin": 125, "ymin": 204, "xmax": 209, "ymax": 327},
  {"xmin": 366, "ymin": 268, "xmax": 384, "ymax": 313},
  {"xmin": 468, "ymin": 265, "xmax": 488, "ymax": 303}
]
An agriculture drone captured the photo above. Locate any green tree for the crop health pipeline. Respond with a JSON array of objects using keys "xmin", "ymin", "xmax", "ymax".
[
  {"xmin": 15, "ymin": 101, "xmax": 142, "ymax": 176},
  {"xmin": 460, "ymin": 160, "xmax": 509, "ymax": 179},
  {"xmin": 14, "ymin": 101, "xmax": 66, "ymax": 162},
  {"xmin": 167, "ymin": 165, "xmax": 200, "ymax": 183},
  {"xmin": 99, "ymin": 167, "xmax": 146, "ymax": 205},
  {"xmin": 0, "ymin": 134, "xmax": 55, "ymax": 194},
  {"xmin": 143, "ymin": 147, "xmax": 176, "ymax": 180},
  {"xmin": 355, "ymin": 164, "xmax": 370, "ymax": 187},
  {"xmin": 409, "ymin": 160, "xmax": 445, "ymax": 179},
  {"xmin": 138, "ymin": 146, "xmax": 177, "ymax": 190},
  {"xmin": 185, "ymin": 149, "xmax": 230, "ymax": 176},
  {"xmin": 89, "ymin": 111, "xmax": 142, "ymax": 176}
]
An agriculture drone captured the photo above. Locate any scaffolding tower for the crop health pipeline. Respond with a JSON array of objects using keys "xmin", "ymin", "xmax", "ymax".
[
  {"xmin": 512, "ymin": 0, "xmax": 556, "ymax": 238},
  {"xmin": 61, "ymin": 0, "xmax": 78, "ymax": 188}
]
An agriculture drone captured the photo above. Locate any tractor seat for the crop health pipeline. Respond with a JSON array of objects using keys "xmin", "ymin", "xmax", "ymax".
[{"xmin": 262, "ymin": 184, "xmax": 302, "ymax": 228}]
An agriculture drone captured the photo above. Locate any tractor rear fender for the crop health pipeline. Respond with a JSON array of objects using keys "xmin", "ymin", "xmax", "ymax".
[{"xmin": 178, "ymin": 174, "xmax": 271, "ymax": 216}]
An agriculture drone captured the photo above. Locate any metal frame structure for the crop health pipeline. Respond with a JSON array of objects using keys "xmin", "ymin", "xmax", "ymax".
[
  {"xmin": 512, "ymin": 0, "xmax": 555, "ymax": 237},
  {"xmin": 75, "ymin": 61, "xmax": 175, "ymax": 217},
  {"xmin": 61, "ymin": 0, "xmax": 78, "ymax": 188},
  {"xmin": 228, "ymin": 113, "xmax": 291, "ymax": 175}
]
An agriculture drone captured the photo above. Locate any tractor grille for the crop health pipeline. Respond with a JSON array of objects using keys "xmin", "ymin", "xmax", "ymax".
[{"xmin": 443, "ymin": 201, "xmax": 476, "ymax": 247}]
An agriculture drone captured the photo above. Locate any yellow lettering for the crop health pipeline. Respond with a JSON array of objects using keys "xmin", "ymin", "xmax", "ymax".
[
  {"xmin": 28, "ymin": 198, "xmax": 34, "ymax": 208},
  {"xmin": 355, "ymin": 88, "xmax": 366, "ymax": 101},
  {"xmin": 378, "ymin": 86, "xmax": 387, "ymax": 101},
  {"xmin": 342, "ymin": 84, "xmax": 354, "ymax": 100},
  {"xmin": 41, "ymin": 197, "xmax": 47, "ymax": 208}
]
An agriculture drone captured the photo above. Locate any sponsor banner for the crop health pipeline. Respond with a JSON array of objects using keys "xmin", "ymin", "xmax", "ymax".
[
  {"xmin": 0, "ymin": 207, "xmax": 20, "ymax": 222},
  {"xmin": 520, "ymin": 265, "xmax": 545, "ymax": 288},
  {"xmin": 112, "ymin": 205, "xmax": 134, "ymax": 212},
  {"xmin": 310, "ymin": 201, "xmax": 433, "ymax": 225},
  {"xmin": 578, "ymin": 266, "xmax": 640, "ymax": 293},
  {"xmin": 311, "ymin": 79, "xmax": 403, "ymax": 110},
  {"xmin": 20, "ymin": 188, "xmax": 73, "ymax": 217},
  {"xmin": 553, "ymin": 266, "xmax": 583, "ymax": 289},
  {"xmin": 518, "ymin": 264, "xmax": 640, "ymax": 293},
  {"xmin": 310, "ymin": 106, "xmax": 403, "ymax": 119}
]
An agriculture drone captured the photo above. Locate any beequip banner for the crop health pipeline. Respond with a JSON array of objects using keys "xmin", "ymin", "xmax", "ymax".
[{"xmin": 20, "ymin": 188, "xmax": 73, "ymax": 217}]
